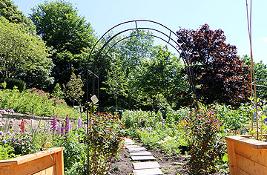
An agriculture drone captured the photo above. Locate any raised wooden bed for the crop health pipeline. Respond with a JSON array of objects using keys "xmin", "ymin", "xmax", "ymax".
[
  {"xmin": 226, "ymin": 136, "xmax": 267, "ymax": 175},
  {"xmin": 0, "ymin": 147, "xmax": 64, "ymax": 175}
]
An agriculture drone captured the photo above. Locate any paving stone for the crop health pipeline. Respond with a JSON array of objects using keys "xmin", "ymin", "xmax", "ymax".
[
  {"xmin": 133, "ymin": 168, "xmax": 163, "ymax": 175},
  {"xmin": 125, "ymin": 145, "xmax": 140, "ymax": 149},
  {"xmin": 133, "ymin": 161, "xmax": 160, "ymax": 170},
  {"xmin": 130, "ymin": 151, "xmax": 152, "ymax": 156},
  {"xmin": 128, "ymin": 147, "xmax": 146, "ymax": 152},
  {"xmin": 131, "ymin": 155, "xmax": 156, "ymax": 161},
  {"xmin": 125, "ymin": 142, "xmax": 135, "ymax": 145},
  {"xmin": 124, "ymin": 138, "xmax": 134, "ymax": 142}
]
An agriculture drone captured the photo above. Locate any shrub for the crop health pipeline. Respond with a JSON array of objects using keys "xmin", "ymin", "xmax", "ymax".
[
  {"xmin": 214, "ymin": 103, "xmax": 250, "ymax": 133},
  {"xmin": 0, "ymin": 144, "xmax": 15, "ymax": 160},
  {"xmin": 54, "ymin": 130, "xmax": 86, "ymax": 174},
  {"xmin": 122, "ymin": 110, "xmax": 189, "ymax": 156},
  {"xmin": 88, "ymin": 113, "xmax": 124, "ymax": 175},
  {"xmin": 3, "ymin": 78, "xmax": 26, "ymax": 92},
  {"xmin": 185, "ymin": 104, "xmax": 226, "ymax": 175},
  {"xmin": 0, "ymin": 88, "xmax": 81, "ymax": 118}
]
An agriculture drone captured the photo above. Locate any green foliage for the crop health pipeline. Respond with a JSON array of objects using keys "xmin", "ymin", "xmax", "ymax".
[
  {"xmin": 3, "ymin": 78, "xmax": 26, "ymax": 92},
  {"xmin": 88, "ymin": 113, "xmax": 124, "ymax": 175},
  {"xmin": 104, "ymin": 33, "xmax": 190, "ymax": 109},
  {"xmin": 122, "ymin": 110, "xmax": 189, "ymax": 156},
  {"xmin": 30, "ymin": 1, "xmax": 97, "ymax": 85},
  {"xmin": 65, "ymin": 71, "xmax": 84, "ymax": 105},
  {"xmin": 0, "ymin": 88, "xmax": 80, "ymax": 118},
  {"xmin": 52, "ymin": 83, "xmax": 64, "ymax": 99},
  {"xmin": 10, "ymin": 134, "xmax": 35, "ymax": 155},
  {"xmin": 215, "ymin": 103, "xmax": 250, "ymax": 133},
  {"xmin": 0, "ymin": 17, "xmax": 53, "ymax": 89},
  {"xmin": 185, "ymin": 104, "xmax": 226, "ymax": 175},
  {"xmin": 122, "ymin": 110, "xmax": 162, "ymax": 129},
  {"xmin": 0, "ymin": 0, "xmax": 35, "ymax": 32},
  {"xmin": 133, "ymin": 46, "xmax": 190, "ymax": 108},
  {"xmin": 55, "ymin": 130, "xmax": 86, "ymax": 174},
  {"xmin": 31, "ymin": 1, "xmax": 95, "ymax": 54},
  {"xmin": 243, "ymin": 55, "xmax": 267, "ymax": 99},
  {"xmin": 0, "ymin": 144, "xmax": 15, "ymax": 160}
]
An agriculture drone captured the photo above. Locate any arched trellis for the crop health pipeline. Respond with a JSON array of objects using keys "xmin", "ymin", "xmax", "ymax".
[{"xmin": 87, "ymin": 19, "xmax": 196, "ymax": 103}]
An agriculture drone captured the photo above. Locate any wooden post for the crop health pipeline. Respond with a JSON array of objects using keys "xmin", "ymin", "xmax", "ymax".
[{"xmin": 56, "ymin": 148, "xmax": 64, "ymax": 175}]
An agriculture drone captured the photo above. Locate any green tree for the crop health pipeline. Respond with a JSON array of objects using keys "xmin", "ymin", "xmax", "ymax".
[
  {"xmin": 65, "ymin": 71, "xmax": 84, "ymax": 106},
  {"xmin": 0, "ymin": 0, "xmax": 35, "ymax": 33},
  {"xmin": 119, "ymin": 30, "xmax": 154, "ymax": 73},
  {"xmin": 0, "ymin": 17, "xmax": 53, "ymax": 88},
  {"xmin": 104, "ymin": 31, "xmax": 190, "ymax": 109},
  {"xmin": 30, "ymin": 1, "xmax": 97, "ymax": 85},
  {"xmin": 243, "ymin": 55, "xmax": 267, "ymax": 99},
  {"xmin": 103, "ymin": 53, "xmax": 129, "ymax": 108},
  {"xmin": 134, "ymin": 46, "xmax": 190, "ymax": 109},
  {"xmin": 52, "ymin": 83, "xmax": 64, "ymax": 99}
]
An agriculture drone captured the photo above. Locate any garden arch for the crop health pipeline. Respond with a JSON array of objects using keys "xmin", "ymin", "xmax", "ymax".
[{"xmin": 87, "ymin": 19, "xmax": 196, "ymax": 104}]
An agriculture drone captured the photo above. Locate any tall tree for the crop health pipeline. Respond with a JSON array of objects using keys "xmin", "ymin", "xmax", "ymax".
[
  {"xmin": 134, "ymin": 46, "xmax": 189, "ymax": 109},
  {"xmin": 30, "ymin": 1, "xmax": 97, "ymax": 85},
  {"xmin": 177, "ymin": 24, "xmax": 251, "ymax": 105},
  {"xmin": 0, "ymin": 17, "xmax": 53, "ymax": 88},
  {"xmin": 0, "ymin": 0, "xmax": 35, "ymax": 33},
  {"xmin": 65, "ymin": 71, "xmax": 84, "ymax": 106},
  {"xmin": 243, "ymin": 55, "xmax": 267, "ymax": 99},
  {"xmin": 101, "ymin": 30, "xmax": 155, "ymax": 108}
]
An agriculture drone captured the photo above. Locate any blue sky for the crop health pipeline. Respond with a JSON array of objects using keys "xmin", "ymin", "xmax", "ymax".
[{"xmin": 13, "ymin": 0, "xmax": 267, "ymax": 63}]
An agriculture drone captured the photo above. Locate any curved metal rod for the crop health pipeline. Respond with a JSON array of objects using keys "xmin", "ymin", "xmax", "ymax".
[
  {"xmin": 102, "ymin": 34, "xmax": 181, "ymax": 62},
  {"xmin": 94, "ymin": 27, "xmax": 181, "ymax": 61},
  {"xmin": 88, "ymin": 19, "xmax": 179, "ymax": 63},
  {"xmin": 86, "ymin": 20, "xmax": 196, "ymax": 100},
  {"xmin": 95, "ymin": 31, "xmax": 195, "ymax": 97}
]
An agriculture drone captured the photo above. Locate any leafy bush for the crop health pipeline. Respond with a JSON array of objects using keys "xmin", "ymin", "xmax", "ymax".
[
  {"xmin": 88, "ymin": 113, "xmax": 124, "ymax": 175},
  {"xmin": 122, "ymin": 110, "xmax": 189, "ymax": 156},
  {"xmin": 214, "ymin": 103, "xmax": 250, "ymax": 133},
  {"xmin": 0, "ymin": 88, "xmax": 80, "ymax": 118},
  {"xmin": 2, "ymin": 78, "xmax": 26, "ymax": 92},
  {"xmin": 185, "ymin": 104, "xmax": 226, "ymax": 175},
  {"xmin": 54, "ymin": 130, "xmax": 86, "ymax": 175},
  {"xmin": 122, "ymin": 110, "xmax": 162, "ymax": 129},
  {"xmin": 0, "ymin": 144, "xmax": 15, "ymax": 160}
]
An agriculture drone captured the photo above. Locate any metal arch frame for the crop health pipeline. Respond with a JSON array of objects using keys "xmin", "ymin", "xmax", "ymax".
[
  {"xmin": 98, "ymin": 27, "xmax": 180, "ymax": 58},
  {"xmin": 102, "ymin": 34, "xmax": 180, "ymax": 59},
  {"xmin": 89, "ymin": 19, "xmax": 178, "ymax": 58},
  {"xmin": 87, "ymin": 19, "xmax": 196, "ymax": 101}
]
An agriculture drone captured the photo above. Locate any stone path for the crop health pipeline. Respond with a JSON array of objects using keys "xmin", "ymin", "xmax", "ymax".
[{"xmin": 124, "ymin": 138, "xmax": 163, "ymax": 175}]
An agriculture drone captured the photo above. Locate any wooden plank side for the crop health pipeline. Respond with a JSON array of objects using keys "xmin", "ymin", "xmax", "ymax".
[
  {"xmin": 33, "ymin": 166, "xmax": 54, "ymax": 175},
  {"xmin": 226, "ymin": 139, "xmax": 237, "ymax": 175},
  {"xmin": 15, "ymin": 148, "xmax": 63, "ymax": 165},
  {"xmin": 236, "ymin": 154, "xmax": 267, "ymax": 175},
  {"xmin": 0, "ymin": 147, "xmax": 62, "ymax": 167},
  {"xmin": 0, "ymin": 153, "xmax": 56, "ymax": 175},
  {"xmin": 237, "ymin": 168, "xmax": 250, "ymax": 175},
  {"xmin": 226, "ymin": 136, "xmax": 267, "ymax": 149},
  {"xmin": 235, "ymin": 141, "xmax": 267, "ymax": 166}
]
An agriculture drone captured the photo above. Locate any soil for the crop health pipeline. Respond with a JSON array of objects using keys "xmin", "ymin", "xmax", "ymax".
[
  {"xmin": 109, "ymin": 147, "xmax": 133, "ymax": 175},
  {"xmin": 151, "ymin": 150, "xmax": 188, "ymax": 175}
]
